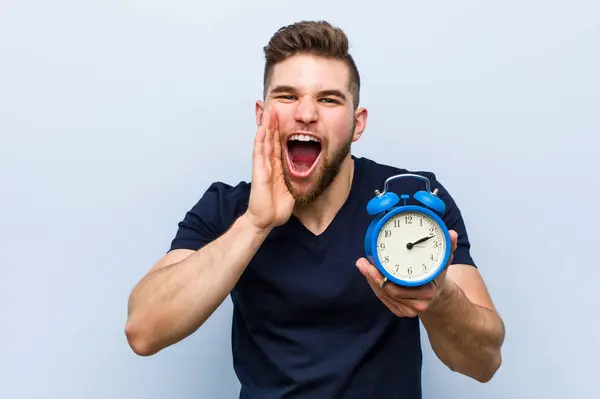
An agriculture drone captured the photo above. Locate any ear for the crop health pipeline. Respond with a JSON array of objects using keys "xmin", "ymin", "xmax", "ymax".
[
  {"xmin": 352, "ymin": 107, "xmax": 368, "ymax": 142},
  {"xmin": 255, "ymin": 100, "xmax": 264, "ymax": 127}
]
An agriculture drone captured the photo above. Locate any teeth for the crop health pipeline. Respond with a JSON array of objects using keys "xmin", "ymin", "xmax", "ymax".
[{"xmin": 289, "ymin": 134, "xmax": 320, "ymax": 143}]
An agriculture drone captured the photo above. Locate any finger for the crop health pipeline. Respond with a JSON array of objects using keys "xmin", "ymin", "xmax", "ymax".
[
  {"xmin": 375, "ymin": 288, "xmax": 418, "ymax": 318},
  {"xmin": 392, "ymin": 301, "xmax": 418, "ymax": 318},
  {"xmin": 357, "ymin": 261, "xmax": 421, "ymax": 317},
  {"xmin": 254, "ymin": 111, "xmax": 270, "ymax": 161},
  {"xmin": 398, "ymin": 298, "xmax": 431, "ymax": 313},
  {"xmin": 356, "ymin": 259, "xmax": 418, "ymax": 299},
  {"xmin": 273, "ymin": 129, "xmax": 282, "ymax": 172},
  {"xmin": 270, "ymin": 107, "xmax": 279, "ymax": 134},
  {"xmin": 357, "ymin": 257, "xmax": 435, "ymax": 300},
  {"xmin": 449, "ymin": 229, "xmax": 458, "ymax": 253},
  {"xmin": 384, "ymin": 281, "xmax": 435, "ymax": 300},
  {"xmin": 442, "ymin": 229, "xmax": 458, "ymax": 268},
  {"xmin": 357, "ymin": 261, "xmax": 391, "ymax": 297},
  {"xmin": 356, "ymin": 257, "xmax": 385, "ymax": 286},
  {"xmin": 271, "ymin": 111, "xmax": 284, "ymax": 171},
  {"xmin": 356, "ymin": 257, "xmax": 403, "ymax": 291},
  {"xmin": 264, "ymin": 120, "xmax": 273, "ymax": 168},
  {"xmin": 362, "ymin": 268, "xmax": 385, "ymax": 293}
]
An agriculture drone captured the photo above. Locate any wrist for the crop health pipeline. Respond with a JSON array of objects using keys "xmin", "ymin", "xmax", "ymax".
[
  {"xmin": 424, "ymin": 278, "xmax": 459, "ymax": 317},
  {"xmin": 240, "ymin": 211, "xmax": 274, "ymax": 237}
]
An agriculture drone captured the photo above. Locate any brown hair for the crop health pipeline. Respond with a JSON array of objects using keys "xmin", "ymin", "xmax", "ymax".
[{"xmin": 262, "ymin": 20, "xmax": 361, "ymax": 108}]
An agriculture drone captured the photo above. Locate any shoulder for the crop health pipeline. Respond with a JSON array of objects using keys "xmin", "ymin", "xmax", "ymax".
[
  {"xmin": 168, "ymin": 180, "xmax": 250, "ymax": 252},
  {"xmin": 201, "ymin": 180, "xmax": 251, "ymax": 207},
  {"xmin": 188, "ymin": 180, "xmax": 251, "ymax": 223},
  {"xmin": 353, "ymin": 156, "xmax": 442, "ymax": 192}
]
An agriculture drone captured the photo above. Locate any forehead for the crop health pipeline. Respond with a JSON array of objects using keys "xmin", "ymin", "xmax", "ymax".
[{"xmin": 268, "ymin": 54, "xmax": 351, "ymax": 93}]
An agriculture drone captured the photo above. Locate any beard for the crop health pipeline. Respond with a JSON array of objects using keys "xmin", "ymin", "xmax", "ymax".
[{"xmin": 282, "ymin": 131, "xmax": 353, "ymax": 205}]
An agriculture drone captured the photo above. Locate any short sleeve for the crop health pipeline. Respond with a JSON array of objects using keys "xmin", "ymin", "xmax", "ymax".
[
  {"xmin": 425, "ymin": 173, "xmax": 477, "ymax": 268},
  {"xmin": 168, "ymin": 181, "xmax": 250, "ymax": 253}
]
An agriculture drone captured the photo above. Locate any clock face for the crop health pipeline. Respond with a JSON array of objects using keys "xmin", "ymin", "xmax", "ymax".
[{"xmin": 375, "ymin": 211, "xmax": 447, "ymax": 282}]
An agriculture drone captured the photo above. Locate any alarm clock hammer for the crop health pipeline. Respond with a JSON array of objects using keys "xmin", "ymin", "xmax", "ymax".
[{"xmin": 363, "ymin": 173, "xmax": 453, "ymax": 289}]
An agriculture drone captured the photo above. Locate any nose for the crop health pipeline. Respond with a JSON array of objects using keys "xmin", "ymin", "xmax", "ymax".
[{"xmin": 294, "ymin": 95, "xmax": 318, "ymax": 124}]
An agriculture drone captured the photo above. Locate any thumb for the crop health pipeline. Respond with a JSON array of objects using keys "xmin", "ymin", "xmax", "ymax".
[{"xmin": 449, "ymin": 230, "xmax": 458, "ymax": 252}]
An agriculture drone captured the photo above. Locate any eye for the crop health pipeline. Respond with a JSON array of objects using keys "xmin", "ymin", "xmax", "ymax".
[
  {"xmin": 275, "ymin": 95, "xmax": 297, "ymax": 101},
  {"xmin": 320, "ymin": 98, "xmax": 339, "ymax": 104}
]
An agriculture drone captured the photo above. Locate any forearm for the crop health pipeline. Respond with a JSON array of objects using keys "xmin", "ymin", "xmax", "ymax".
[
  {"xmin": 419, "ymin": 280, "xmax": 505, "ymax": 382},
  {"xmin": 126, "ymin": 211, "xmax": 271, "ymax": 355}
]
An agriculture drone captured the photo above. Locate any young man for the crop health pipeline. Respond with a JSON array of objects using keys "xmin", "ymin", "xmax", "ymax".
[{"xmin": 125, "ymin": 20, "xmax": 505, "ymax": 398}]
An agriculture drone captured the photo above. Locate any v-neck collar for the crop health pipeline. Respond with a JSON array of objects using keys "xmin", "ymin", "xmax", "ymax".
[{"xmin": 288, "ymin": 156, "xmax": 365, "ymax": 245}]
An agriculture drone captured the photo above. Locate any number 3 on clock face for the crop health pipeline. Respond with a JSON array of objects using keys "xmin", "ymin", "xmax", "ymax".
[{"xmin": 372, "ymin": 207, "xmax": 451, "ymax": 286}]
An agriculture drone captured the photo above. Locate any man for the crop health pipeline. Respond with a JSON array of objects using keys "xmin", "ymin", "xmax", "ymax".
[{"xmin": 125, "ymin": 20, "xmax": 505, "ymax": 398}]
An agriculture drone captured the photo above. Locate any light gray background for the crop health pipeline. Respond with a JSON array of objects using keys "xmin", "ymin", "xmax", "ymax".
[{"xmin": 1, "ymin": 0, "xmax": 598, "ymax": 398}]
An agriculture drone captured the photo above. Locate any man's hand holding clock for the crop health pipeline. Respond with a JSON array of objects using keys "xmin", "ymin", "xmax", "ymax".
[{"xmin": 356, "ymin": 229, "xmax": 458, "ymax": 318}]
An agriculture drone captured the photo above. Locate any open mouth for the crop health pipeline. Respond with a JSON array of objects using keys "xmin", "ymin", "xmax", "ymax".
[{"xmin": 285, "ymin": 133, "xmax": 322, "ymax": 177}]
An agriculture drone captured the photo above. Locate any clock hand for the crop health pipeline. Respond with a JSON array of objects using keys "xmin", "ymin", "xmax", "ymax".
[{"xmin": 406, "ymin": 235, "xmax": 435, "ymax": 249}]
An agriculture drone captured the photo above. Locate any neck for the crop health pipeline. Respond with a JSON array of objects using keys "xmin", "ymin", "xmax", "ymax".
[{"xmin": 292, "ymin": 155, "xmax": 355, "ymax": 235}]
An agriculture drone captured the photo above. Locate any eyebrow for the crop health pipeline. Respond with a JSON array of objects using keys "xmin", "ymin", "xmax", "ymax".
[{"xmin": 270, "ymin": 85, "xmax": 347, "ymax": 101}]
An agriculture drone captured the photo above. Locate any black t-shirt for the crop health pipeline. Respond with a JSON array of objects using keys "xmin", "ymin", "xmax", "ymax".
[{"xmin": 169, "ymin": 156, "xmax": 476, "ymax": 399}]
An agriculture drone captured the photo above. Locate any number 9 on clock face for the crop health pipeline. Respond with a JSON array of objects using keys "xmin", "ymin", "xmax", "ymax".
[{"xmin": 375, "ymin": 210, "xmax": 449, "ymax": 285}]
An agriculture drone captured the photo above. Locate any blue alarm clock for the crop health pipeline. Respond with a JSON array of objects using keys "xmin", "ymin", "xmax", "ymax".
[{"xmin": 364, "ymin": 173, "xmax": 452, "ymax": 288}]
